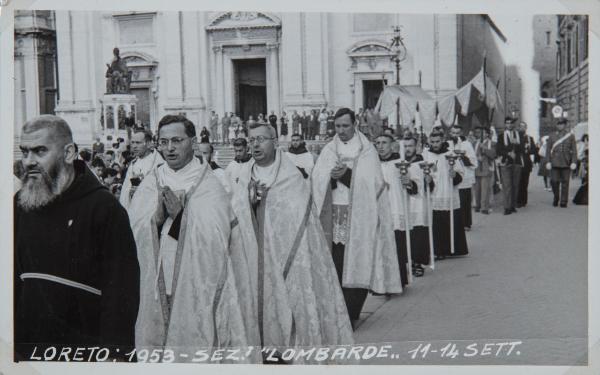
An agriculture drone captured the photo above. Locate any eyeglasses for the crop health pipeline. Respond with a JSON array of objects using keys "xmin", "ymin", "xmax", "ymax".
[
  {"xmin": 248, "ymin": 136, "xmax": 275, "ymax": 145},
  {"xmin": 157, "ymin": 137, "xmax": 189, "ymax": 147}
]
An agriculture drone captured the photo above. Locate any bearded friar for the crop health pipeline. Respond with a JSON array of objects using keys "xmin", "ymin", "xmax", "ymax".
[
  {"xmin": 126, "ymin": 114, "xmax": 259, "ymax": 362},
  {"xmin": 230, "ymin": 123, "xmax": 353, "ymax": 364},
  {"xmin": 14, "ymin": 115, "xmax": 140, "ymax": 361},
  {"xmin": 119, "ymin": 128, "xmax": 164, "ymax": 209}
]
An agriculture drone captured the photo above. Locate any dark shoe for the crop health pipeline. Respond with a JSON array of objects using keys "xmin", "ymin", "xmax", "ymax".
[
  {"xmin": 412, "ymin": 264, "xmax": 425, "ymax": 277},
  {"xmin": 553, "ymin": 200, "xmax": 559, "ymax": 207},
  {"xmin": 511, "ymin": 207, "xmax": 517, "ymax": 213},
  {"xmin": 560, "ymin": 203, "xmax": 567, "ymax": 208},
  {"xmin": 504, "ymin": 209, "xmax": 512, "ymax": 215},
  {"xmin": 481, "ymin": 209, "xmax": 490, "ymax": 215},
  {"xmin": 474, "ymin": 207, "xmax": 481, "ymax": 213}
]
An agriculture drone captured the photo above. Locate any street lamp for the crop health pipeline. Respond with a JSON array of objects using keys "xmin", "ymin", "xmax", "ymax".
[{"xmin": 390, "ymin": 25, "xmax": 407, "ymax": 131}]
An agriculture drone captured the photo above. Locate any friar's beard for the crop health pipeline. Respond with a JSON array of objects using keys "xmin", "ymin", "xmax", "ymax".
[{"xmin": 17, "ymin": 158, "xmax": 69, "ymax": 211}]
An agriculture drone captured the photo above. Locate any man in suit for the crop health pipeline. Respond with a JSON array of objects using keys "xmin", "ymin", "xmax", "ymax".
[
  {"xmin": 308, "ymin": 109, "xmax": 319, "ymax": 140},
  {"xmin": 497, "ymin": 116, "xmax": 525, "ymax": 215},
  {"xmin": 300, "ymin": 110, "xmax": 309, "ymax": 138},
  {"xmin": 517, "ymin": 122, "xmax": 538, "ymax": 207},
  {"xmin": 545, "ymin": 118, "xmax": 578, "ymax": 207},
  {"xmin": 92, "ymin": 136, "xmax": 105, "ymax": 159}
]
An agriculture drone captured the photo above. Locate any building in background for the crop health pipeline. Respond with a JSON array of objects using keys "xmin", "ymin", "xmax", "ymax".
[
  {"xmin": 14, "ymin": 11, "xmax": 512, "ymax": 146},
  {"xmin": 13, "ymin": 10, "xmax": 58, "ymax": 128},
  {"xmin": 532, "ymin": 15, "xmax": 559, "ymax": 137},
  {"xmin": 456, "ymin": 14, "xmax": 515, "ymax": 131},
  {"xmin": 555, "ymin": 15, "xmax": 588, "ymax": 131}
]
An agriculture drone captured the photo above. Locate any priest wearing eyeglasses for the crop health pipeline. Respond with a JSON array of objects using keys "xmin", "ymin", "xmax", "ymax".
[
  {"xmin": 126, "ymin": 114, "xmax": 259, "ymax": 362},
  {"xmin": 229, "ymin": 123, "xmax": 353, "ymax": 364}
]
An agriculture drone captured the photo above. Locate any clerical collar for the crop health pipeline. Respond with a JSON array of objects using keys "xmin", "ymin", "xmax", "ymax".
[
  {"xmin": 379, "ymin": 152, "xmax": 400, "ymax": 162},
  {"xmin": 251, "ymin": 152, "xmax": 279, "ymax": 188},
  {"xmin": 167, "ymin": 156, "xmax": 200, "ymax": 174},
  {"xmin": 340, "ymin": 133, "xmax": 358, "ymax": 146}
]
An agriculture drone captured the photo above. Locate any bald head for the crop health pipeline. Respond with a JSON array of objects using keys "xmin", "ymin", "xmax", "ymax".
[{"xmin": 22, "ymin": 115, "xmax": 73, "ymax": 148}]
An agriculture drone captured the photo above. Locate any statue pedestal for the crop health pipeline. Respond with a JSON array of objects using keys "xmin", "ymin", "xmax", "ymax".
[{"xmin": 100, "ymin": 94, "xmax": 138, "ymax": 145}]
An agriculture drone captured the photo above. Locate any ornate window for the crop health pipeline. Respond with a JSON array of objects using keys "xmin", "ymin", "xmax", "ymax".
[{"xmin": 347, "ymin": 40, "xmax": 395, "ymax": 70}]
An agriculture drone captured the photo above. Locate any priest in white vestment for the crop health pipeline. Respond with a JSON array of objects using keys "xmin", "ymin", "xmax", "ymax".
[
  {"xmin": 422, "ymin": 129, "xmax": 469, "ymax": 258},
  {"xmin": 312, "ymin": 108, "xmax": 402, "ymax": 330},
  {"xmin": 128, "ymin": 115, "xmax": 259, "ymax": 362},
  {"xmin": 196, "ymin": 141, "xmax": 232, "ymax": 194},
  {"xmin": 230, "ymin": 123, "xmax": 353, "ymax": 364},
  {"xmin": 119, "ymin": 129, "xmax": 164, "ymax": 209},
  {"xmin": 448, "ymin": 125, "xmax": 478, "ymax": 230},
  {"xmin": 225, "ymin": 137, "xmax": 252, "ymax": 184}
]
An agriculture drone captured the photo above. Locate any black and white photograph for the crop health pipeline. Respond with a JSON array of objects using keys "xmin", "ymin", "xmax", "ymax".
[{"xmin": 1, "ymin": 0, "xmax": 598, "ymax": 374}]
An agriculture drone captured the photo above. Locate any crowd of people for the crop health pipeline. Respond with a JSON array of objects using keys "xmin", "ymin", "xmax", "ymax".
[
  {"xmin": 203, "ymin": 107, "xmax": 386, "ymax": 145},
  {"xmin": 13, "ymin": 108, "xmax": 585, "ymax": 364}
]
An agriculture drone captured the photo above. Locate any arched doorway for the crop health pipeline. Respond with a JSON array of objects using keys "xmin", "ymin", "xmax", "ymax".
[{"xmin": 122, "ymin": 52, "xmax": 158, "ymax": 130}]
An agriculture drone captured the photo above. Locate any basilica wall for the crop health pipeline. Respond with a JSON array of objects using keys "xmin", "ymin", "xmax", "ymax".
[{"xmin": 15, "ymin": 10, "xmax": 512, "ymax": 145}]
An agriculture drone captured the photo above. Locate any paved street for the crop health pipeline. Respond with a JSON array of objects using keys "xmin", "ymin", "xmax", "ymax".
[{"xmin": 354, "ymin": 171, "xmax": 588, "ymax": 365}]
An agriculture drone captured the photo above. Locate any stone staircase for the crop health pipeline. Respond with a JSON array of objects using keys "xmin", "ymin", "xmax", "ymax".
[{"xmin": 213, "ymin": 144, "xmax": 236, "ymax": 167}]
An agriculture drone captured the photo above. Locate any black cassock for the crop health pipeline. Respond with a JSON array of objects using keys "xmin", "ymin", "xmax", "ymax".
[
  {"xmin": 14, "ymin": 160, "xmax": 139, "ymax": 361},
  {"xmin": 432, "ymin": 170, "xmax": 469, "ymax": 256},
  {"xmin": 432, "ymin": 209, "xmax": 469, "ymax": 256}
]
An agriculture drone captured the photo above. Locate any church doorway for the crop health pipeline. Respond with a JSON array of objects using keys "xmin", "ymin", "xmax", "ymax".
[
  {"xmin": 363, "ymin": 79, "xmax": 386, "ymax": 110},
  {"xmin": 234, "ymin": 58, "xmax": 267, "ymax": 122}
]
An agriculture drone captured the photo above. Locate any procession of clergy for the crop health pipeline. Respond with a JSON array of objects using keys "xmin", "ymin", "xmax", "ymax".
[
  {"xmin": 15, "ymin": 107, "xmax": 503, "ymax": 364},
  {"xmin": 128, "ymin": 106, "xmax": 483, "ymax": 359}
]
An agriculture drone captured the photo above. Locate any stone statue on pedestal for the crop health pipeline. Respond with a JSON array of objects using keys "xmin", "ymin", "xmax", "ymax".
[{"xmin": 105, "ymin": 47, "xmax": 131, "ymax": 94}]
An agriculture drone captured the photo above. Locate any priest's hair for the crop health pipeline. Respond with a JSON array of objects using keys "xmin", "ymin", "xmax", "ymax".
[
  {"xmin": 334, "ymin": 107, "xmax": 356, "ymax": 124},
  {"xmin": 157, "ymin": 114, "xmax": 196, "ymax": 137},
  {"xmin": 22, "ymin": 115, "xmax": 73, "ymax": 148},
  {"xmin": 375, "ymin": 134, "xmax": 394, "ymax": 142}
]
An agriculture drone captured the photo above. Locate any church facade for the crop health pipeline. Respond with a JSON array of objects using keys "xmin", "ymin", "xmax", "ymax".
[{"xmin": 14, "ymin": 11, "xmax": 510, "ymax": 145}]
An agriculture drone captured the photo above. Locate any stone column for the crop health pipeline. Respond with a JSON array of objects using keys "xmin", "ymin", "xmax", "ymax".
[
  {"xmin": 267, "ymin": 42, "xmax": 281, "ymax": 114},
  {"xmin": 223, "ymin": 54, "xmax": 234, "ymax": 113},
  {"xmin": 280, "ymin": 13, "xmax": 304, "ymax": 108},
  {"xmin": 54, "ymin": 11, "xmax": 96, "ymax": 145},
  {"xmin": 213, "ymin": 45, "xmax": 225, "ymax": 118},
  {"xmin": 113, "ymin": 105, "xmax": 119, "ymax": 139}
]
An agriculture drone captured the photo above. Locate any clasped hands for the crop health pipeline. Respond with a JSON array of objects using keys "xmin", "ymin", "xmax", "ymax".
[
  {"xmin": 330, "ymin": 159, "xmax": 348, "ymax": 180},
  {"xmin": 155, "ymin": 185, "xmax": 183, "ymax": 227}
]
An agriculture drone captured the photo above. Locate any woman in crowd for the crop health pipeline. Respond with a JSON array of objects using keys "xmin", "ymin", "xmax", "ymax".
[{"xmin": 200, "ymin": 126, "xmax": 210, "ymax": 143}]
